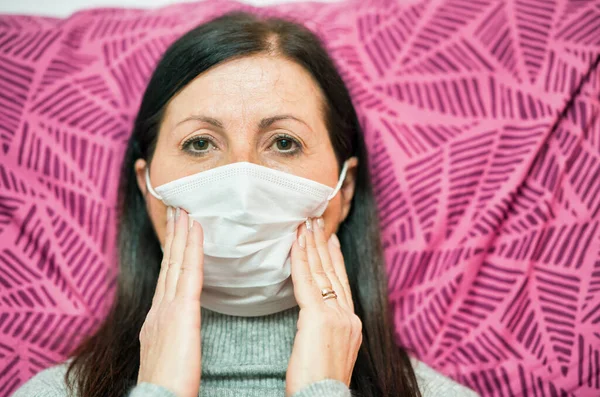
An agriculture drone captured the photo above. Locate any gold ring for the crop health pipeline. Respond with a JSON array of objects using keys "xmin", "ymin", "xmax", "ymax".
[{"xmin": 321, "ymin": 288, "xmax": 337, "ymax": 301}]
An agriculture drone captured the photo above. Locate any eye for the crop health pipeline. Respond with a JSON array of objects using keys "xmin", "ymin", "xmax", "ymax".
[
  {"xmin": 271, "ymin": 134, "xmax": 301, "ymax": 155},
  {"xmin": 276, "ymin": 138, "xmax": 293, "ymax": 151},
  {"xmin": 182, "ymin": 136, "xmax": 215, "ymax": 156},
  {"xmin": 192, "ymin": 139, "xmax": 209, "ymax": 151}
]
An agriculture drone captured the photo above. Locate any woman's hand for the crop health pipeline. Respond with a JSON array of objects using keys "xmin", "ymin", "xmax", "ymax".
[
  {"xmin": 137, "ymin": 207, "xmax": 204, "ymax": 397},
  {"xmin": 285, "ymin": 217, "xmax": 362, "ymax": 396}
]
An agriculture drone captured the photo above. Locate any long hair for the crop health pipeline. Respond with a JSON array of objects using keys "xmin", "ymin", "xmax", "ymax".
[{"xmin": 64, "ymin": 11, "xmax": 421, "ymax": 397}]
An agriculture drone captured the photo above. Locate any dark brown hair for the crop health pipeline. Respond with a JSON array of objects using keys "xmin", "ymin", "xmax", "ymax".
[{"xmin": 63, "ymin": 10, "xmax": 421, "ymax": 397}]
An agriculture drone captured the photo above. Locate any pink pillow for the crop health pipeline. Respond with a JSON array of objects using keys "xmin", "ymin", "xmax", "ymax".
[{"xmin": 1, "ymin": 1, "xmax": 598, "ymax": 396}]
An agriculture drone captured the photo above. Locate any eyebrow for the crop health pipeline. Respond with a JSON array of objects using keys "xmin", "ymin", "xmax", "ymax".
[{"xmin": 175, "ymin": 114, "xmax": 310, "ymax": 130}]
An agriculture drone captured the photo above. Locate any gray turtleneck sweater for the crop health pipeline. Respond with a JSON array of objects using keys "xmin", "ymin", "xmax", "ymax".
[{"xmin": 12, "ymin": 305, "xmax": 478, "ymax": 397}]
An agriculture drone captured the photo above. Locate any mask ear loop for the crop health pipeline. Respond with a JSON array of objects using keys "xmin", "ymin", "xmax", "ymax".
[
  {"xmin": 327, "ymin": 159, "xmax": 350, "ymax": 201},
  {"xmin": 301, "ymin": 160, "xmax": 351, "ymax": 227},
  {"xmin": 145, "ymin": 166, "xmax": 164, "ymax": 201}
]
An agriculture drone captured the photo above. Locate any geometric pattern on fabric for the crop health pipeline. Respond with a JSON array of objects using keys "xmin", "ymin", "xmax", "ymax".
[{"xmin": 0, "ymin": 1, "xmax": 598, "ymax": 396}]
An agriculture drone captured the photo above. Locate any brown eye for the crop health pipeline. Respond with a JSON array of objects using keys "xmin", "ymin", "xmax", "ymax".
[
  {"xmin": 182, "ymin": 136, "xmax": 215, "ymax": 156},
  {"xmin": 192, "ymin": 139, "xmax": 209, "ymax": 151},
  {"xmin": 269, "ymin": 135, "xmax": 301, "ymax": 156},
  {"xmin": 276, "ymin": 138, "xmax": 294, "ymax": 151}
]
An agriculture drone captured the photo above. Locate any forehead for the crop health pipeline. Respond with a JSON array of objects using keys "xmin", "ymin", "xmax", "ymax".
[{"xmin": 163, "ymin": 55, "xmax": 327, "ymax": 125}]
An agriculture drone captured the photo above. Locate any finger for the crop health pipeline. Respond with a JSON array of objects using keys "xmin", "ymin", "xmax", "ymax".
[
  {"xmin": 312, "ymin": 216, "xmax": 349, "ymax": 310},
  {"xmin": 175, "ymin": 219, "xmax": 205, "ymax": 301},
  {"xmin": 164, "ymin": 207, "xmax": 189, "ymax": 301},
  {"xmin": 290, "ymin": 223, "xmax": 323, "ymax": 308},
  {"xmin": 304, "ymin": 218, "xmax": 336, "ymax": 307},
  {"xmin": 153, "ymin": 206, "xmax": 174, "ymax": 305},
  {"xmin": 328, "ymin": 233, "xmax": 354, "ymax": 312}
]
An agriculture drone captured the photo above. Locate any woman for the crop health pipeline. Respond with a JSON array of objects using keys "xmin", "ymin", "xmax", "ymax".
[{"xmin": 12, "ymin": 11, "xmax": 478, "ymax": 397}]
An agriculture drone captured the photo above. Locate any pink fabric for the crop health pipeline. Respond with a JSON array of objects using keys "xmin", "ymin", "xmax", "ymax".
[{"xmin": 1, "ymin": 0, "xmax": 599, "ymax": 396}]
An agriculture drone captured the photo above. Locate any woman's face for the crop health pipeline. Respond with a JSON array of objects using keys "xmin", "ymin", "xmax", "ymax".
[{"xmin": 135, "ymin": 55, "xmax": 358, "ymax": 247}]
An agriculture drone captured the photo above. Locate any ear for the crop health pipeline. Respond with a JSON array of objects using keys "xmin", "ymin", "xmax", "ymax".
[
  {"xmin": 134, "ymin": 158, "xmax": 148, "ymax": 199},
  {"xmin": 339, "ymin": 156, "xmax": 359, "ymax": 224}
]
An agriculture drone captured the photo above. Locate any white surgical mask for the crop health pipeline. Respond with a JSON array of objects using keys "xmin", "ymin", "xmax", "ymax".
[{"xmin": 145, "ymin": 160, "xmax": 349, "ymax": 317}]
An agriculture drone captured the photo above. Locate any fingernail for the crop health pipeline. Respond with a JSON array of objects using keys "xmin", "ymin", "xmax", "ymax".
[
  {"xmin": 175, "ymin": 207, "xmax": 180, "ymax": 222},
  {"xmin": 167, "ymin": 206, "xmax": 173, "ymax": 221},
  {"xmin": 305, "ymin": 218, "xmax": 313, "ymax": 233},
  {"xmin": 330, "ymin": 233, "xmax": 340, "ymax": 247},
  {"xmin": 189, "ymin": 219, "xmax": 194, "ymax": 231},
  {"xmin": 316, "ymin": 217, "xmax": 325, "ymax": 230},
  {"xmin": 298, "ymin": 234, "xmax": 306, "ymax": 248}
]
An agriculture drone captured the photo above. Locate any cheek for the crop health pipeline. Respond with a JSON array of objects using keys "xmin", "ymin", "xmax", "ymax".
[
  {"xmin": 148, "ymin": 199, "xmax": 168, "ymax": 247},
  {"xmin": 321, "ymin": 195, "xmax": 342, "ymax": 237}
]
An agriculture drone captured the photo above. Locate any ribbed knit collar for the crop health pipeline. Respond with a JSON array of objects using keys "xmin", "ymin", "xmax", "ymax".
[{"xmin": 199, "ymin": 305, "xmax": 300, "ymax": 390}]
